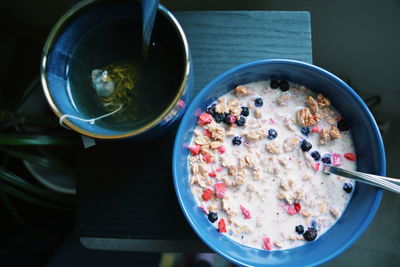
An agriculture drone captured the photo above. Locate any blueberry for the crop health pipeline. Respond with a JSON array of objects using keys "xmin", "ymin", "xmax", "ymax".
[
  {"xmin": 295, "ymin": 225, "xmax": 304, "ymax": 234},
  {"xmin": 270, "ymin": 80, "xmax": 279, "ymax": 89},
  {"xmin": 321, "ymin": 155, "xmax": 332, "ymax": 164},
  {"xmin": 240, "ymin": 107, "xmax": 249, "ymax": 117},
  {"xmin": 300, "ymin": 140, "xmax": 312, "ymax": 152},
  {"xmin": 236, "ymin": 116, "xmax": 246, "ymax": 127},
  {"xmin": 301, "ymin": 127, "xmax": 311, "ymax": 136},
  {"xmin": 208, "ymin": 212, "xmax": 218, "ymax": 223},
  {"xmin": 214, "ymin": 113, "xmax": 225, "ymax": 123},
  {"xmin": 254, "ymin": 98, "xmax": 263, "ymax": 107},
  {"xmin": 337, "ymin": 118, "xmax": 350, "ymax": 131},
  {"xmin": 205, "ymin": 104, "xmax": 216, "ymax": 116},
  {"xmin": 343, "ymin": 182, "xmax": 353, "ymax": 193},
  {"xmin": 267, "ymin": 129, "xmax": 278, "ymax": 140},
  {"xmin": 311, "ymin": 151, "xmax": 321, "ymax": 161},
  {"xmin": 232, "ymin": 136, "xmax": 242, "ymax": 145},
  {"xmin": 279, "ymin": 81, "xmax": 290, "ymax": 91},
  {"xmin": 303, "ymin": 227, "xmax": 318, "ymax": 241},
  {"xmin": 311, "ymin": 220, "xmax": 318, "ymax": 229}
]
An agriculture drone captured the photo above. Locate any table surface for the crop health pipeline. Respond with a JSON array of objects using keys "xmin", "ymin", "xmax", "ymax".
[{"xmin": 77, "ymin": 10, "xmax": 312, "ymax": 252}]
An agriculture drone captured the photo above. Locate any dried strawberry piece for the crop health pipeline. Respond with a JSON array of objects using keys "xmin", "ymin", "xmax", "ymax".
[
  {"xmin": 198, "ymin": 113, "xmax": 213, "ymax": 125},
  {"xmin": 209, "ymin": 171, "xmax": 217, "ymax": 177},
  {"xmin": 312, "ymin": 162, "xmax": 320, "ymax": 171},
  {"xmin": 311, "ymin": 126, "xmax": 321, "ymax": 133},
  {"xmin": 228, "ymin": 115, "xmax": 236, "ymax": 124},
  {"xmin": 214, "ymin": 183, "xmax": 226, "ymax": 198},
  {"xmin": 287, "ymin": 205, "xmax": 298, "ymax": 215},
  {"xmin": 216, "ymin": 167, "xmax": 224, "ymax": 172},
  {"xmin": 203, "ymin": 129, "xmax": 212, "ymax": 138},
  {"xmin": 217, "ymin": 146, "xmax": 226, "ymax": 154},
  {"xmin": 189, "ymin": 144, "xmax": 201, "ymax": 156},
  {"xmin": 294, "ymin": 202, "xmax": 301, "ymax": 212},
  {"xmin": 218, "ymin": 218, "xmax": 227, "ymax": 233},
  {"xmin": 262, "ymin": 237, "xmax": 272, "ymax": 251},
  {"xmin": 201, "ymin": 188, "xmax": 214, "ymax": 201},
  {"xmin": 240, "ymin": 205, "xmax": 251, "ymax": 219},
  {"xmin": 332, "ymin": 153, "xmax": 343, "ymax": 166},
  {"xmin": 344, "ymin": 153, "xmax": 357, "ymax": 161},
  {"xmin": 203, "ymin": 154, "xmax": 212, "ymax": 164}
]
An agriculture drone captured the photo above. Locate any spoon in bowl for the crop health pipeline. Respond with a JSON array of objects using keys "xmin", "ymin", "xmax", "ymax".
[
  {"xmin": 323, "ymin": 165, "xmax": 400, "ymax": 194},
  {"xmin": 141, "ymin": 0, "xmax": 159, "ymax": 53}
]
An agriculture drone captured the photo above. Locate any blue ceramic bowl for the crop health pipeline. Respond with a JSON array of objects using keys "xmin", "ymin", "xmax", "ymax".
[
  {"xmin": 41, "ymin": 0, "xmax": 192, "ymax": 139},
  {"xmin": 173, "ymin": 59, "xmax": 385, "ymax": 266}
]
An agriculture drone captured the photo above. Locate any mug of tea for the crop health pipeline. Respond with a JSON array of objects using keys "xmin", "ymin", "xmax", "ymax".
[{"xmin": 41, "ymin": 0, "xmax": 192, "ymax": 139}]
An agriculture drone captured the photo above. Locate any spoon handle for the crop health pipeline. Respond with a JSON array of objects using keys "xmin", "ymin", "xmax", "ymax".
[
  {"xmin": 323, "ymin": 166, "xmax": 400, "ymax": 195},
  {"xmin": 141, "ymin": 0, "xmax": 159, "ymax": 47}
]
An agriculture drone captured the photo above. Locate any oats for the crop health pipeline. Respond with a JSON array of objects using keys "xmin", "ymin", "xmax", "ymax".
[
  {"xmin": 330, "ymin": 125, "xmax": 341, "ymax": 139},
  {"xmin": 301, "ymin": 211, "xmax": 311, "ymax": 217},
  {"xmin": 296, "ymin": 107, "xmax": 317, "ymax": 127},
  {"xmin": 319, "ymin": 202, "xmax": 327, "ymax": 213},
  {"xmin": 210, "ymin": 141, "xmax": 223, "ymax": 149},
  {"xmin": 276, "ymin": 94, "xmax": 290, "ymax": 106},
  {"xmin": 254, "ymin": 109, "xmax": 262, "ymax": 119},
  {"xmin": 316, "ymin": 93, "xmax": 331, "ymax": 107},
  {"xmin": 195, "ymin": 136, "xmax": 210, "ymax": 145},
  {"xmin": 266, "ymin": 140, "xmax": 281, "ymax": 154},
  {"xmin": 305, "ymin": 95, "xmax": 319, "ymax": 114},
  {"xmin": 320, "ymin": 127, "xmax": 331, "ymax": 145},
  {"xmin": 234, "ymin": 85, "xmax": 254, "ymax": 97},
  {"xmin": 330, "ymin": 208, "xmax": 339, "ymax": 218}
]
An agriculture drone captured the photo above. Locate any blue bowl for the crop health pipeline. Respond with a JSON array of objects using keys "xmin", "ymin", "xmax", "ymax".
[
  {"xmin": 173, "ymin": 59, "xmax": 385, "ymax": 266},
  {"xmin": 41, "ymin": 0, "xmax": 192, "ymax": 139}
]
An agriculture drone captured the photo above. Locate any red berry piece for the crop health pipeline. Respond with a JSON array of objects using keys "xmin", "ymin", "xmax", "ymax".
[
  {"xmin": 294, "ymin": 202, "xmax": 301, "ymax": 212},
  {"xmin": 214, "ymin": 183, "xmax": 226, "ymax": 198},
  {"xmin": 262, "ymin": 237, "xmax": 272, "ymax": 251},
  {"xmin": 240, "ymin": 205, "xmax": 251, "ymax": 219},
  {"xmin": 209, "ymin": 171, "xmax": 217, "ymax": 177},
  {"xmin": 312, "ymin": 162, "xmax": 320, "ymax": 171},
  {"xmin": 198, "ymin": 113, "xmax": 213, "ymax": 125},
  {"xmin": 287, "ymin": 205, "xmax": 298, "ymax": 215},
  {"xmin": 217, "ymin": 146, "xmax": 226, "ymax": 154},
  {"xmin": 218, "ymin": 218, "xmax": 227, "ymax": 233},
  {"xmin": 344, "ymin": 153, "xmax": 356, "ymax": 161},
  {"xmin": 201, "ymin": 188, "xmax": 214, "ymax": 201},
  {"xmin": 332, "ymin": 153, "xmax": 343, "ymax": 166},
  {"xmin": 216, "ymin": 167, "xmax": 223, "ymax": 172},
  {"xmin": 311, "ymin": 126, "xmax": 321, "ymax": 133},
  {"xmin": 203, "ymin": 154, "xmax": 212, "ymax": 164},
  {"xmin": 189, "ymin": 144, "xmax": 201, "ymax": 156},
  {"xmin": 203, "ymin": 129, "xmax": 212, "ymax": 138}
]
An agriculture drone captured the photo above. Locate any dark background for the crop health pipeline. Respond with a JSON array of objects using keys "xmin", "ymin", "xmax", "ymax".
[{"xmin": 0, "ymin": 0, "xmax": 399, "ymax": 266}]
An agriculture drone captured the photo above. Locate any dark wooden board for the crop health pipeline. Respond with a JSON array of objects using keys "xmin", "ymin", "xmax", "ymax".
[{"xmin": 77, "ymin": 10, "xmax": 312, "ymax": 252}]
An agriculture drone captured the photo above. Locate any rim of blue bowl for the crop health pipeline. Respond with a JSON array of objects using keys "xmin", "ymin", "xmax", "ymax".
[
  {"xmin": 40, "ymin": 0, "xmax": 191, "ymax": 139},
  {"xmin": 173, "ymin": 59, "xmax": 385, "ymax": 266}
]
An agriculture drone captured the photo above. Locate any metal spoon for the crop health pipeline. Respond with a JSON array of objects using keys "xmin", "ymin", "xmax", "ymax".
[
  {"xmin": 323, "ymin": 165, "xmax": 400, "ymax": 194},
  {"xmin": 141, "ymin": 0, "xmax": 159, "ymax": 48}
]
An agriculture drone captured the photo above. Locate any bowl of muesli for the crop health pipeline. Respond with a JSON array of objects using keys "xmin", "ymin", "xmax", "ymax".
[{"xmin": 172, "ymin": 59, "xmax": 385, "ymax": 266}]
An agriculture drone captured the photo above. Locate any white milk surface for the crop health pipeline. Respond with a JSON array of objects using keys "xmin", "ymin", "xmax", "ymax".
[{"xmin": 187, "ymin": 81, "xmax": 356, "ymax": 250}]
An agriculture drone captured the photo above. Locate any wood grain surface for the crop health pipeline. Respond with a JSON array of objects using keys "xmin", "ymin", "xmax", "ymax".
[{"xmin": 77, "ymin": 11, "xmax": 312, "ymax": 252}]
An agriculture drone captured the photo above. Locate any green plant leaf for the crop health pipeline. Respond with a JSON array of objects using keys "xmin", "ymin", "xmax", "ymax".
[
  {"xmin": 0, "ymin": 183, "xmax": 73, "ymax": 211},
  {"xmin": 0, "ymin": 147, "xmax": 74, "ymax": 173},
  {"xmin": 0, "ymin": 167, "xmax": 74, "ymax": 204},
  {"xmin": 0, "ymin": 186, "xmax": 32, "ymax": 228},
  {"xmin": 0, "ymin": 134, "xmax": 77, "ymax": 146}
]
